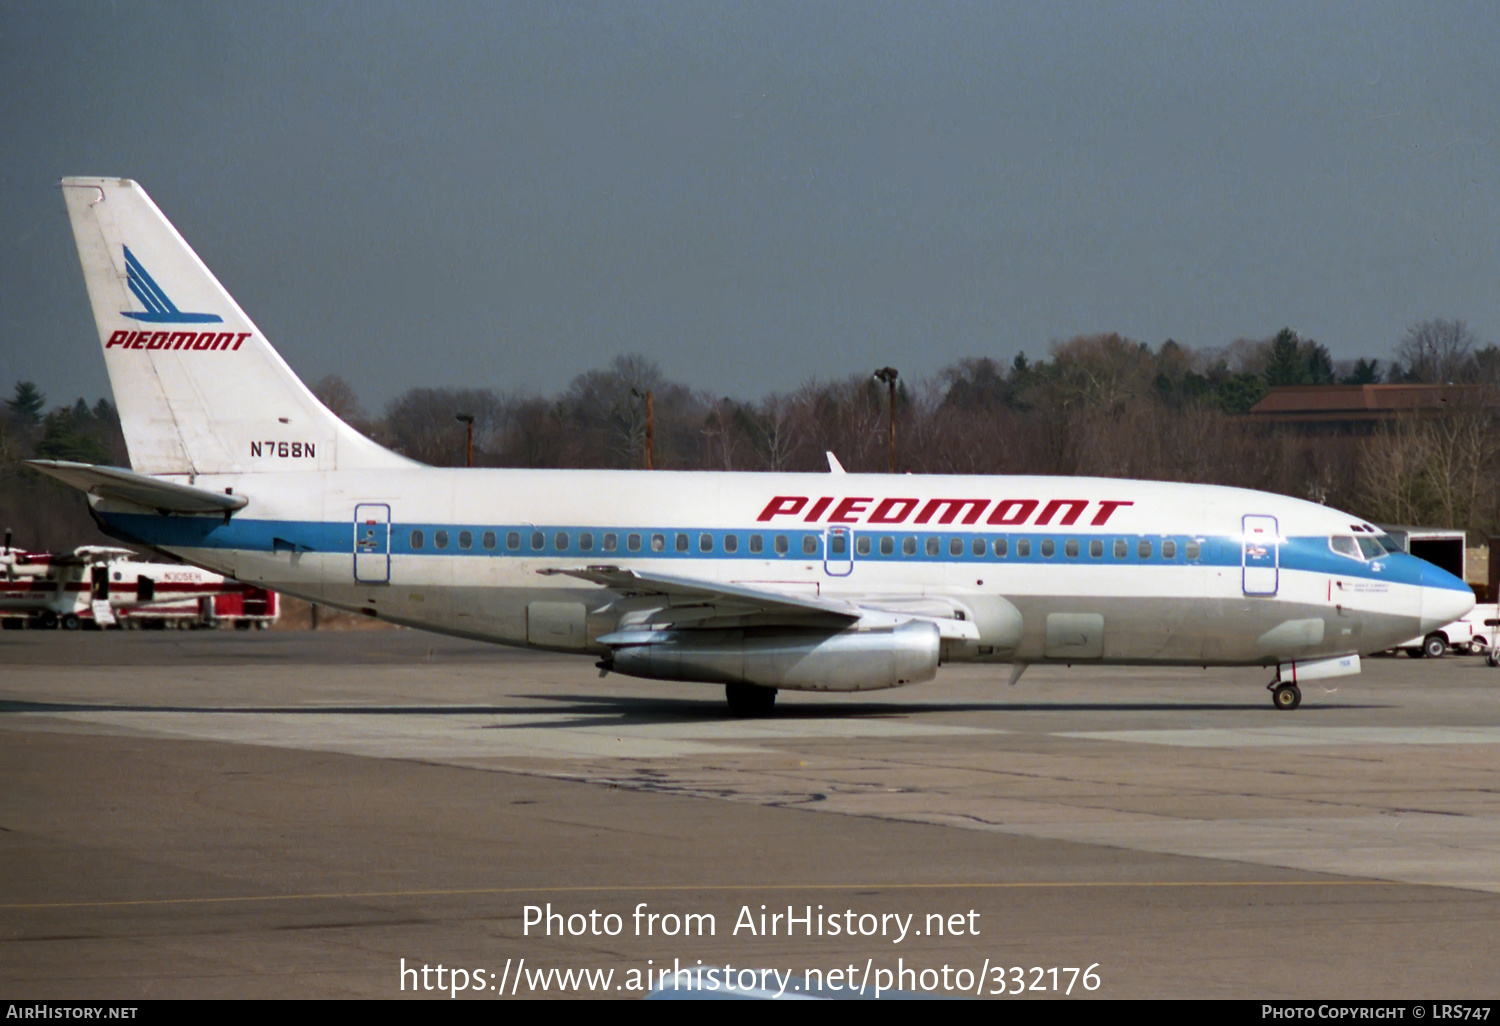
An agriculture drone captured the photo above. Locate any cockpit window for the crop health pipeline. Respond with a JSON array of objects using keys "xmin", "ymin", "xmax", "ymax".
[
  {"xmin": 1374, "ymin": 534, "xmax": 1402, "ymax": 555},
  {"xmin": 1329, "ymin": 536, "xmax": 1361, "ymax": 559},
  {"xmin": 1357, "ymin": 536, "xmax": 1384, "ymax": 560}
]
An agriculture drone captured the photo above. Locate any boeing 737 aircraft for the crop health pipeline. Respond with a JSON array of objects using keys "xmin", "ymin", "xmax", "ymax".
[{"xmin": 33, "ymin": 177, "xmax": 1475, "ymax": 714}]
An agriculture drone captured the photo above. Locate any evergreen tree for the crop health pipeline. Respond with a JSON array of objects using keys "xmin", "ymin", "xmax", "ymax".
[
  {"xmin": 1304, "ymin": 342, "xmax": 1336, "ymax": 385},
  {"xmin": 6, "ymin": 381, "xmax": 45, "ymax": 423},
  {"xmin": 1263, "ymin": 329, "xmax": 1310, "ymax": 387},
  {"xmin": 1341, "ymin": 359, "xmax": 1382, "ymax": 385}
]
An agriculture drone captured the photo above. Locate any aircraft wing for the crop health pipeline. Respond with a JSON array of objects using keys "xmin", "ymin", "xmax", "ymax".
[
  {"xmin": 537, "ymin": 565, "xmax": 862, "ymax": 620},
  {"xmin": 27, "ymin": 460, "xmax": 249, "ymax": 515},
  {"xmin": 538, "ymin": 565, "xmax": 980, "ymax": 640}
]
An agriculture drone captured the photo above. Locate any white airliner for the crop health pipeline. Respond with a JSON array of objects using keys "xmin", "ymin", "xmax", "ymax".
[{"xmin": 34, "ymin": 177, "xmax": 1474, "ymax": 714}]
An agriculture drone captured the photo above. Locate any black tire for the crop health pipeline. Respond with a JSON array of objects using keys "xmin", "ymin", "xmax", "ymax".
[
  {"xmin": 1488, "ymin": 651, "xmax": 1500, "ymax": 668},
  {"xmin": 725, "ymin": 683, "xmax": 778, "ymax": 717},
  {"xmin": 60, "ymin": 613, "xmax": 81, "ymax": 631},
  {"xmin": 36, "ymin": 612, "xmax": 58, "ymax": 630},
  {"xmin": 1469, "ymin": 639, "xmax": 1487, "ymax": 656},
  {"xmin": 1272, "ymin": 683, "xmax": 1301, "ymax": 711},
  {"xmin": 1423, "ymin": 634, "xmax": 1448, "ymax": 659}
]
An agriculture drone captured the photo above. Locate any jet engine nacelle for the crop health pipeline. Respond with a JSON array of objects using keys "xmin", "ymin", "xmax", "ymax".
[{"xmin": 603, "ymin": 621, "xmax": 941, "ymax": 692}]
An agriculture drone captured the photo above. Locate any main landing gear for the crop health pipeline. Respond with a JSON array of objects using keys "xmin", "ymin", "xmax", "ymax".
[
  {"xmin": 1268, "ymin": 680, "xmax": 1302, "ymax": 711},
  {"xmin": 725, "ymin": 683, "xmax": 777, "ymax": 718}
]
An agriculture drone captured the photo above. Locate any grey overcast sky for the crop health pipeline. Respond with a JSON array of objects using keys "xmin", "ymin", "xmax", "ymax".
[{"xmin": 2, "ymin": 1, "xmax": 1498, "ymax": 409}]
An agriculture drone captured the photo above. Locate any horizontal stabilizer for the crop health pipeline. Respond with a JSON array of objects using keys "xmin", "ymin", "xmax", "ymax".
[{"xmin": 27, "ymin": 459, "xmax": 248, "ymax": 515}]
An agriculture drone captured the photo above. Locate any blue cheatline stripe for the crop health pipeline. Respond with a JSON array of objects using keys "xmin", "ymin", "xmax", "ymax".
[{"xmin": 97, "ymin": 512, "xmax": 1456, "ymax": 590}]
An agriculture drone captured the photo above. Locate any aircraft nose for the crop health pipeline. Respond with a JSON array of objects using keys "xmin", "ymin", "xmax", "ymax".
[{"xmin": 1419, "ymin": 562, "xmax": 1475, "ymax": 634}]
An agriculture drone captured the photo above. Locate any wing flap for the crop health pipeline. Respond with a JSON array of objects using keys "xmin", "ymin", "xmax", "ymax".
[
  {"xmin": 539, "ymin": 565, "xmax": 983, "ymax": 639},
  {"xmin": 27, "ymin": 459, "xmax": 248, "ymax": 514},
  {"xmin": 538, "ymin": 565, "xmax": 861, "ymax": 620}
]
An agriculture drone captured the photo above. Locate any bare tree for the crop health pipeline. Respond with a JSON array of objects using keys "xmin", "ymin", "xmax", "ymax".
[
  {"xmin": 1393, "ymin": 319, "xmax": 1480, "ymax": 383},
  {"xmin": 311, "ymin": 375, "xmax": 366, "ymax": 422}
]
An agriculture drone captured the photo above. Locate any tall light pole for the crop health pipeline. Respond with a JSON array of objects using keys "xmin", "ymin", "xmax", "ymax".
[
  {"xmin": 631, "ymin": 388, "xmax": 655, "ymax": 469},
  {"xmin": 873, "ymin": 367, "xmax": 899, "ymax": 473},
  {"xmin": 455, "ymin": 413, "xmax": 474, "ymax": 468}
]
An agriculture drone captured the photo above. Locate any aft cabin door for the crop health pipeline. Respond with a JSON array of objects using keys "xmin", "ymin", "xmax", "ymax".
[
  {"xmin": 354, "ymin": 504, "xmax": 391, "ymax": 584},
  {"xmin": 1242, "ymin": 515, "xmax": 1279, "ymax": 596}
]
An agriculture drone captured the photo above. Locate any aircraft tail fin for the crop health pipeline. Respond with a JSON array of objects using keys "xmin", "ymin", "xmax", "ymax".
[{"xmin": 60, "ymin": 177, "xmax": 413, "ymax": 476}]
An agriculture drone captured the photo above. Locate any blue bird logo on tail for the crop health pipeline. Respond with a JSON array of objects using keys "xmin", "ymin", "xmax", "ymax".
[{"xmin": 121, "ymin": 246, "xmax": 223, "ymax": 324}]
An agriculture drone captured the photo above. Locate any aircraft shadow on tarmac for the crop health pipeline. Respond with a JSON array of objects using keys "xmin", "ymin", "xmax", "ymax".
[{"xmin": 0, "ymin": 694, "xmax": 1390, "ymax": 727}]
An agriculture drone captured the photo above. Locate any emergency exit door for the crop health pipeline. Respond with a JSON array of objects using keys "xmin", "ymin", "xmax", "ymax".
[
  {"xmin": 354, "ymin": 504, "xmax": 391, "ymax": 583},
  {"xmin": 1242, "ymin": 514, "xmax": 1279, "ymax": 596}
]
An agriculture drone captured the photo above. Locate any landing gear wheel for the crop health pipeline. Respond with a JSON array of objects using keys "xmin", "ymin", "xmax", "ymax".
[
  {"xmin": 1488, "ymin": 651, "xmax": 1500, "ymax": 668},
  {"xmin": 1470, "ymin": 639, "xmax": 1487, "ymax": 656},
  {"xmin": 725, "ymin": 683, "xmax": 777, "ymax": 717},
  {"xmin": 1423, "ymin": 634, "xmax": 1448, "ymax": 659},
  {"xmin": 60, "ymin": 613, "xmax": 81, "ymax": 631},
  {"xmin": 1272, "ymin": 683, "xmax": 1302, "ymax": 711}
]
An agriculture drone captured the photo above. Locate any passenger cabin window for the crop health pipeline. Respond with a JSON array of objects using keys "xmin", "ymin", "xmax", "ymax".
[
  {"xmin": 725, "ymin": 534, "xmax": 738, "ymax": 553},
  {"xmin": 1113, "ymin": 539, "xmax": 1127, "ymax": 558},
  {"xmin": 531, "ymin": 531, "xmax": 545, "ymax": 551},
  {"xmin": 802, "ymin": 535, "xmax": 818, "ymax": 556},
  {"xmin": 774, "ymin": 535, "xmax": 789, "ymax": 555},
  {"xmin": 1041, "ymin": 539, "xmax": 1055, "ymax": 557},
  {"xmin": 482, "ymin": 531, "xmax": 496, "ymax": 550},
  {"xmin": 857, "ymin": 536, "xmax": 872, "ymax": 556},
  {"xmin": 830, "ymin": 534, "xmax": 847, "ymax": 556},
  {"xmin": 699, "ymin": 533, "xmax": 713, "ymax": 553},
  {"xmin": 880, "ymin": 536, "xmax": 894, "ymax": 556},
  {"xmin": 1016, "ymin": 539, "xmax": 1031, "ymax": 557},
  {"xmin": 1185, "ymin": 540, "xmax": 1201, "ymax": 559},
  {"xmin": 411, "ymin": 529, "xmax": 425, "ymax": 549},
  {"xmin": 1065, "ymin": 539, "xmax": 1079, "ymax": 558},
  {"xmin": 902, "ymin": 537, "xmax": 917, "ymax": 556},
  {"xmin": 749, "ymin": 534, "xmax": 764, "ymax": 554},
  {"xmin": 675, "ymin": 533, "xmax": 689, "ymax": 553},
  {"xmin": 506, "ymin": 531, "xmax": 520, "ymax": 550},
  {"xmin": 1138, "ymin": 540, "xmax": 1152, "ymax": 559},
  {"xmin": 434, "ymin": 530, "xmax": 449, "ymax": 550},
  {"xmin": 603, "ymin": 533, "xmax": 618, "ymax": 552},
  {"xmin": 972, "ymin": 538, "xmax": 985, "ymax": 557},
  {"xmin": 627, "ymin": 533, "xmax": 642, "ymax": 552},
  {"xmin": 950, "ymin": 538, "xmax": 964, "ymax": 557},
  {"xmin": 994, "ymin": 538, "xmax": 1008, "ymax": 557},
  {"xmin": 1162, "ymin": 539, "xmax": 1176, "ymax": 559},
  {"xmin": 1089, "ymin": 539, "xmax": 1103, "ymax": 558},
  {"xmin": 580, "ymin": 533, "xmax": 594, "ymax": 551},
  {"xmin": 458, "ymin": 531, "xmax": 472, "ymax": 550},
  {"xmin": 554, "ymin": 532, "xmax": 569, "ymax": 550},
  {"xmin": 651, "ymin": 534, "xmax": 665, "ymax": 552},
  {"xmin": 926, "ymin": 537, "xmax": 940, "ymax": 557}
]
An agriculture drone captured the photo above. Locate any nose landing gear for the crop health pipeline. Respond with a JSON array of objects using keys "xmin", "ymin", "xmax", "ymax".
[{"xmin": 1269, "ymin": 681, "xmax": 1302, "ymax": 711}]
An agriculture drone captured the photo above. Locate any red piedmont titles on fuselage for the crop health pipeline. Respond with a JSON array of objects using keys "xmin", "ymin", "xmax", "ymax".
[
  {"xmin": 754, "ymin": 495, "xmax": 1134, "ymax": 528},
  {"xmin": 104, "ymin": 330, "xmax": 252, "ymax": 351}
]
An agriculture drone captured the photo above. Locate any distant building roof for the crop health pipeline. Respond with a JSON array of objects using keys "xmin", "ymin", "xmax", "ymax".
[{"xmin": 1246, "ymin": 384, "xmax": 1500, "ymax": 423}]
